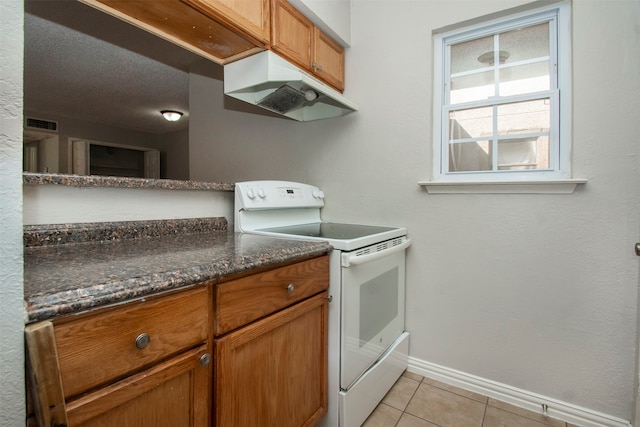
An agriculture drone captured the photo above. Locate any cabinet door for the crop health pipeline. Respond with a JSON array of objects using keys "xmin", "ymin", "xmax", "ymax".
[
  {"xmin": 65, "ymin": 344, "xmax": 211, "ymax": 427},
  {"xmin": 270, "ymin": 0, "xmax": 313, "ymax": 70},
  {"xmin": 184, "ymin": 0, "xmax": 271, "ymax": 45},
  {"xmin": 215, "ymin": 292, "xmax": 328, "ymax": 427},
  {"xmin": 314, "ymin": 27, "xmax": 345, "ymax": 92}
]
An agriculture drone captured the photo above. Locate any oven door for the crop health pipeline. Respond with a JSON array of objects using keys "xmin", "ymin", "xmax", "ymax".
[{"xmin": 340, "ymin": 237, "xmax": 410, "ymax": 390}]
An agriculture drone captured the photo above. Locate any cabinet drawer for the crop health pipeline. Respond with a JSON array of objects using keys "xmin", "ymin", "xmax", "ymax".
[
  {"xmin": 214, "ymin": 255, "xmax": 329, "ymax": 335},
  {"xmin": 54, "ymin": 287, "xmax": 209, "ymax": 399}
]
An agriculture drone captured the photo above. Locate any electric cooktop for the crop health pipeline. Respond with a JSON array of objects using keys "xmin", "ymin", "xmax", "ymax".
[{"xmin": 259, "ymin": 222, "xmax": 399, "ymax": 240}]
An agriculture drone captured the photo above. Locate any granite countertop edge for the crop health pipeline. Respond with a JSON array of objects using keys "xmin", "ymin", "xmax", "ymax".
[
  {"xmin": 24, "ymin": 217, "xmax": 229, "ymax": 247},
  {"xmin": 23, "ymin": 172, "xmax": 235, "ymax": 192},
  {"xmin": 24, "ymin": 236, "xmax": 332, "ymax": 324}
]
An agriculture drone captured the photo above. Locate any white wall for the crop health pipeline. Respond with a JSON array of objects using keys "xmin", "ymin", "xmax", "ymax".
[
  {"xmin": 190, "ymin": 0, "xmax": 640, "ymax": 422},
  {"xmin": 23, "ymin": 185, "xmax": 233, "ymax": 225},
  {"xmin": 0, "ymin": 0, "xmax": 26, "ymax": 424},
  {"xmin": 289, "ymin": 0, "xmax": 352, "ymax": 46}
]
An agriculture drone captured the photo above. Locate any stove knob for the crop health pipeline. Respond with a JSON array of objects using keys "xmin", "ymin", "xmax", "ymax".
[
  {"xmin": 257, "ymin": 188, "xmax": 266, "ymax": 198},
  {"xmin": 247, "ymin": 188, "xmax": 256, "ymax": 199}
]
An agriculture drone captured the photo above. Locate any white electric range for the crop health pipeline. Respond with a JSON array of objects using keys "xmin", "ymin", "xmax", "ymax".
[{"xmin": 235, "ymin": 180, "xmax": 410, "ymax": 427}]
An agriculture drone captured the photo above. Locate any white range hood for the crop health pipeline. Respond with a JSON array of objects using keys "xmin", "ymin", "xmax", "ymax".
[{"xmin": 223, "ymin": 51, "xmax": 357, "ymax": 122}]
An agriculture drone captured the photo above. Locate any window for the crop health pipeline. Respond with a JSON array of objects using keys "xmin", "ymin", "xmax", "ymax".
[{"xmin": 430, "ymin": 2, "xmax": 572, "ymax": 186}]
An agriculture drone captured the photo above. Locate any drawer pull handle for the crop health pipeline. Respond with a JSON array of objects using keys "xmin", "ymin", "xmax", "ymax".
[
  {"xmin": 286, "ymin": 284, "xmax": 295, "ymax": 293},
  {"xmin": 135, "ymin": 333, "xmax": 151, "ymax": 349},
  {"xmin": 200, "ymin": 353, "xmax": 211, "ymax": 367}
]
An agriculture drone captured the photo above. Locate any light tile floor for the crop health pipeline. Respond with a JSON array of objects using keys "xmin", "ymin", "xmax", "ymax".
[{"xmin": 362, "ymin": 371, "xmax": 580, "ymax": 427}]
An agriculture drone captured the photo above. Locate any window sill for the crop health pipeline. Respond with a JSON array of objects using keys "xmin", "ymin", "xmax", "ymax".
[{"xmin": 418, "ymin": 179, "xmax": 587, "ymax": 194}]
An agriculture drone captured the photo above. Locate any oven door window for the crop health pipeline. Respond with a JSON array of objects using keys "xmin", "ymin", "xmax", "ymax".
[{"xmin": 340, "ymin": 249, "xmax": 406, "ymax": 390}]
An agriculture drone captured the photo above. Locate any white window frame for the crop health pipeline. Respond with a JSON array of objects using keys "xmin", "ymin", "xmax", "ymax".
[{"xmin": 422, "ymin": 1, "xmax": 585, "ymax": 193}]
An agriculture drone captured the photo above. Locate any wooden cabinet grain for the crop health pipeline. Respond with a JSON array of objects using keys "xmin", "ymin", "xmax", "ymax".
[
  {"xmin": 214, "ymin": 255, "xmax": 330, "ymax": 427},
  {"xmin": 271, "ymin": 0, "xmax": 345, "ymax": 91},
  {"xmin": 65, "ymin": 344, "xmax": 210, "ymax": 427},
  {"xmin": 312, "ymin": 27, "xmax": 345, "ymax": 92},
  {"xmin": 26, "ymin": 287, "xmax": 211, "ymax": 427},
  {"xmin": 183, "ymin": 0, "xmax": 271, "ymax": 45},
  {"xmin": 79, "ymin": 0, "xmax": 265, "ymax": 64},
  {"xmin": 214, "ymin": 255, "xmax": 329, "ymax": 335},
  {"xmin": 215, "ymin": 292, "xmax": 328, "ymax": 427},
  {"xmin": 26, "ymin": 255, "xmax": 330, "ymax": 427},
  {"xmin": 80, "ymin": 0, "xmax": 346, "ymax": 89}
]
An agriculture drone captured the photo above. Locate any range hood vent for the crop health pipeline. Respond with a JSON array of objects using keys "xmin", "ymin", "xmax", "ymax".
[
  {"xmin": 224, "ymin": 51, "xmax": 357, "ymax": 122},
  {"xmin": 25, "ymin": 117, "xmax": 58, "ymax": 133},
  {"xmin": 258, "ymin": 85, "xmax": 308, "ymax": 114}
]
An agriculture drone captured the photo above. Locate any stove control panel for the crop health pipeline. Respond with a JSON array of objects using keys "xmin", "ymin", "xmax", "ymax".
[{"xmin": 236, "ymin": 181, "xmax": 325, "ymax": 210}]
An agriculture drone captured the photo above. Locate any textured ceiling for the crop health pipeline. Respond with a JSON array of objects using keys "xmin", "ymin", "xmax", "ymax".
[{"xmin": 24, "ymin": 0, "xmax": 222, "ymax": 135}]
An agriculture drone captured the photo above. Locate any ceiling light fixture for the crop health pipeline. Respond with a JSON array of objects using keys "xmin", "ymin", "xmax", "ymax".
[
  {"xmin": 161, "ymin": 110, "xmax": 183, "ymax": 122},
  {"xmin": 477, "ymin": 50, "xmax": 510, "ymax": 66}
]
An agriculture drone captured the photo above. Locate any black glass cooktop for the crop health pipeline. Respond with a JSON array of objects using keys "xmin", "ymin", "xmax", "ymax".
[{"xmin": 259, "ymin": 222, "xmax": 398, "ymax": 240}]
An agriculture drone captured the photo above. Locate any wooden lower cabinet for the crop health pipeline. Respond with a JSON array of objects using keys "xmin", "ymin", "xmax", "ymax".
[
  {"xmin": 66, "ymin": 344, "xmax": 211, "ymax": 427},
  {"xmin": 26, "ymin": 287, "xmax": 211, "ymax": 427},
  {"xmin": 215, "ymin": 291, "xmax": 329, "ymax": 427},
  {"xmin": 27, "ymin": 257, "xmax": 330, "ymax": 427}
]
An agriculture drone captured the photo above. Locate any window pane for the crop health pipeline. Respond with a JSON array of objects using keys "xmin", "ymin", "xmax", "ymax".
[
  {"xmin": 499, "ymin": 23, "xmax": 549, "ymax": 63},
  {"xmin": 497, "ymin": 137, "xmax": 549, "ymax": 170},
  {"xmin": 499, "ymin": 61, "xmax": 550, "ymax": 97},
  {"xmin": 449, "ymin": 141, "xmax": 492, "ymax": 172},
  {"xmin": 449, "ymin": 107, "xmax": 493, "ymax": 140},
  {"xmin": 497, "ymin": 99, "xmax": 550, "ymax": 135},
  {"xmin": 450, "ymin": 35, "xmax": 493, "ymax": 74},
  {"xmin": 450, "ymin": 71, "xmax": 495, "ymax": 104}
]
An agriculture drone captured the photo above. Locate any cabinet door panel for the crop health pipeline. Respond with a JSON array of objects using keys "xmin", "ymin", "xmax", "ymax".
[
  {"xmin": 66, "ymin": 345, "xmax": 210, "ymax": 427},
  {"xmin": 314, "ymin": 28, "xmax": 345, "ymax": 91},
  {"xmin": 270, "ymin": 0, "xmax": 313, "ymax": 69},
  {"xmin": 215, "ymin": 292, "xmax": 328, "ymax": 427},
  {"xmin": 185, "ymin": 0, "xmax": 270, "ymax": 44}
]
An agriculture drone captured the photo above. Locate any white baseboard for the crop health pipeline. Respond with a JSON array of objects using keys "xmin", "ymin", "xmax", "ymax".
[{"xmin": 408, "ymin": 356, "xmax": 631, "ymax": 427}]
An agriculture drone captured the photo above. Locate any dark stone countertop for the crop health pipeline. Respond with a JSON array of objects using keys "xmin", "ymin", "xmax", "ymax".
[
  {"xmin": 23, "ymin": 172, "xmax": 235, "ymax": 192},
  {"xmin": 24, "ymin": 217, "xmax": 229, "ymax": 247},
  {"xmin": 24, "ymin": 229, "xmax": 332, "ymax": 324}
]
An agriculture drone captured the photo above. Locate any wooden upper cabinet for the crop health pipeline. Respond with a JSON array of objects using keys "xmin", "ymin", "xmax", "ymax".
[
  {"xmin": 79, "ymin": 0, "xmax": 265, "ymax": 64},
  {"xmin": 80, "ymin": 0, "xmax": 346, "ymax": 88},
  {"xmin": 270, "ymin": 0, "xmax": 314, "ymax": 69},
  {"xmin": 313, "ymin": 27, "xmax": 345, "ymax": 92},
  {"xmin": 271, "ymin": 0, "xmax": 345, "ymax": 92},
  {"xmin": 183, "ymin": 0, "xmax": 271, "ymax": 45}
]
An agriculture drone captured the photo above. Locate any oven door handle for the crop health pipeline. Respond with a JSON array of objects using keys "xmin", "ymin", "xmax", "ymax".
[{"xmin": 342, "ymin": 239, "xmax": 411, "ymax": 267}]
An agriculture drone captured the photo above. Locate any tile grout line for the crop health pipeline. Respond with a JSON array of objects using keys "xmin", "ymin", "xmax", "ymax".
[
  {"xmin": 480, "ymin": 400, "xmax": 488, "ymax": 427},
  {"xmin": 397, "ymin": 376, "xmax": 423, "ymax": 426},
  {"xmin": 397, "ymin": 375, "xmax": 446, "ymax": 427},
  {"xmin": 372, "ymin": 372, "xmax": 572, "ymax": 427}
]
